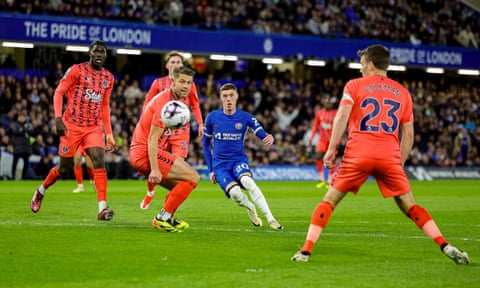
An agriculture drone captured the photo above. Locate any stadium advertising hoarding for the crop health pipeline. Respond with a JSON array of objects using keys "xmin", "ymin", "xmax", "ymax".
[{"xmin": 2, "ymin": 13, "xmax": 480, "ymax": 69}]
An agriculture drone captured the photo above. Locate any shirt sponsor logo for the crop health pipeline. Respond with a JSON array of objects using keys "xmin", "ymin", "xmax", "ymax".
[{"xmin": 84, "ymin": 88, "xmax": 103, "ymax": 103}]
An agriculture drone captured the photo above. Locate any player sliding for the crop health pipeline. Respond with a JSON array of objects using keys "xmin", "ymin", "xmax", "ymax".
[
  {"xmin": 130, "ymin": 66, "xmax": 199, "ymax": 232},
  {"xmin": 291, "ymin": 45, "xmax": 469, "ymax": 264},
  {"xmin": 202, "ymin": 83, "xmax": 283, "ymax": 230}
]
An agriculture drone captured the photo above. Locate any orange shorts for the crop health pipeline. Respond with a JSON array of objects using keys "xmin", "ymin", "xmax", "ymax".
[
  {"xmin": 58, "ymin": 122, "xmax": 105, "ymax": 158},
  {"xmin": 331, "ymin": 157, "xmax": 411, "ymax": 198},
  {"xmin": 165, "ymin": 127, "xmax": 190, "ymax": 158},
  {"xmin": 129, "ymin": 147, "xmax": 178, "ymax": 178},
  {"xmin": 315, "ymin": 140, "xmax": 329, "ymax": 153}
]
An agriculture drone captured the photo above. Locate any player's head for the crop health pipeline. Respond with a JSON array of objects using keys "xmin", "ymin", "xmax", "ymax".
[
  {"xmin": 219, "ymin": 83, "xmax": 238, "ymax": 114},
  {"xmin": 325, "ymin": 96, "xmax": 337, "ymax": 110},
  {"xmin": 171, "ymin": 66, "xmax": 195, "ymax": 99},
  {"xmin": 165, "ymin": 51, "xmax": 185, "ymax": 77},
  {"xmin": 357, "ymin": 45, "xmax": 389, "ymax": 77},
  {"xmin": 88, "ymin": 40, "xmax": 107, "ymax": 70}
]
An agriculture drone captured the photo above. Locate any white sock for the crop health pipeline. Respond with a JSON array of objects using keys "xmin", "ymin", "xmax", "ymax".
[
  {"xmin": 229, "ymin": 186, "xmax": 254, "ymax": 210},
  {"xmin": 240, "ymin": 176, "xmax": 275, "ymax": 222},
  {"xmin": 38, "ymin": 185, "xmax": 46, "ymax": 195},
  {"xmin": 147, "ymin": 190, "xmax": 155, "ymax": 197},
  {"xmin": 77, "ymin": 184, "xmax": 84, "ymax": 188},
  {"xmin": 157, "ymin": 209, "xmax": 172, "ymax": 221},
  {"xmin": 98, "ymin": 200, "xmax": 107, "ymax": 212}
]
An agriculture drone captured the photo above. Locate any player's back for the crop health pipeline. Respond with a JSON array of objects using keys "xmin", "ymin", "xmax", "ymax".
[{"xmin": 343, "ymin": 75, "xmax": 413, "ymax": 160}]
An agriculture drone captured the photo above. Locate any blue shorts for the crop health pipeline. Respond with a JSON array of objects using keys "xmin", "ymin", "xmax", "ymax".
[{"xmin": 213, "ymin": 160, "xmax": 251, "ymax": 197}]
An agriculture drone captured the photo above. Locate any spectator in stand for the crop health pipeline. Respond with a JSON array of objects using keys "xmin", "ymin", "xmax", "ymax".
[{"xmin": 8, "ymin": 113, "xmax": 34, "ymax": 179}]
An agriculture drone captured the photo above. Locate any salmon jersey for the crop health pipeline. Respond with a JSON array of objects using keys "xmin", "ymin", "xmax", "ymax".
[
  {"xmin": 341, "ymin": 75, "xmax": 413, "ymax": 160},
  {"xmin": 131, "ymin": 88, "xmax": 174, "ymax": 151},
  {"xmin": 144, "ymin": 75, "xmax": 203, "ymax": 126},
  {"xmin": 309, "ymin": 108, "xmax": 337, "ymax": 143},
  {"xmin": 54, "ymin": 62, "xmax": 114, "ymax": 133}
]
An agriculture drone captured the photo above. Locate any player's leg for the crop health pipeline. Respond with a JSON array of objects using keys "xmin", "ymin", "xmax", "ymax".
[
  {"xmin": 315, "ymin": 142, "xmax": 328, "ymax": 188},
  {"xmin": 84, "ymin": 153, "xmax": 95, "ymax": 191},
  {"xmin": 72, "ymin": 150, "xmax": 84, "ymax": 193},
  {"xmin": 85, "ymin": 127, "xmax": 113, "ymax": 220},
  {"xmin": 239, "ymin": 173, "xmax": 283, "ymax": 230},
  {"xmin": 31, "ymin": 126, "xmax": 81, "ymax": 213},
  {"xmin": 292, "ymin": 157, "xmax": 367, "ymax": 262},
  {"xmin": 31, "ymin": 156, "xmax": 74, "ymax": 213},
  {"xmin": 394, "ymin": 192, "xmax": 469, "ymax": 264},
  {"xmin": 152, "ymin": 152, "xmax": 199, "ymax": 232}
]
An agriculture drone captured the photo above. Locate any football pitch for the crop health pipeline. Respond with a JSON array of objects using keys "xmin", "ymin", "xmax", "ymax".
[{"xmin": 0, "ymin": 179, "xmax": 478, "ymax": 288}]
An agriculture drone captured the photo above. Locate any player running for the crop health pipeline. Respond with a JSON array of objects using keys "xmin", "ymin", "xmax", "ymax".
[
  {"xmin": 202, "ymin": 83, "xmax": 283, "ymax": 230},
  {"xmin": 308, "ymin": 95, "xmax": 338, "ymax": 188},
  {"xmin": 291, "ymin": 45, "xmax": 469, "ymax": 264},
  {"xmin": 30, "ymin": 40, "xmax": 116, "ymax": 220},
  {"xmin": 130, "ymin": 66, "xmax": 200, "ymax": 232},
  {"xmin": 140, "ymin": 51, "xmax": 203, "ymax": 210}
]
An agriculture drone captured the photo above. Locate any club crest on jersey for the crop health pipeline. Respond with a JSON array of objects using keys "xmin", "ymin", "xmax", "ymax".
[
  {"xmin": 84, "ymin": 88, "xmax": 103, "ymax": 103},
  {"xmin": 84, "ymin": 77, "xmax": 90, "ymax": 82},
  {"xmin": 62, "ymin": 145, "xmax": 69, "ymax": 154},
  {"xmin": 102, "ymin": 80, "xmax": 108, "ymax": 88},
  {"xmin": 235, "ymin": 122, "xmax": 243, "ymax": 130}
]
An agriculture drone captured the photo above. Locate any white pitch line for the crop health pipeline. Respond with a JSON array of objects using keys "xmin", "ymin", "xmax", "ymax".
[{"xmin": 0, "ymin": 220, "xmax": 478, "ymax": 242}]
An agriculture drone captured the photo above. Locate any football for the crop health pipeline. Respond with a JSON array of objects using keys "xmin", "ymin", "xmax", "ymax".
[{"xmin": 160, "ymin": 100, "xmax": 191, "ymax": 128}]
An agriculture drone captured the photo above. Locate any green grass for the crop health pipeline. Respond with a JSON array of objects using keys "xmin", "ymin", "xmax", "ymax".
[{"xmin": 0, "ymin": 180, "xmax": 479, "ymax": 288}]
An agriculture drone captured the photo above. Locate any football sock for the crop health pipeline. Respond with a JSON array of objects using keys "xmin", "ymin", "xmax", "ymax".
[
  {"xmin": 407, "ymin": 205, "xmax": 447, "ymax": 248},
  {"xmin": 41, "ymin": 166, "xmax": 61, "ymax": 192},
  {"xmin": 302, "ymin": 201, "xmax": 334, "ymax": 253},
  {"xmin": 315, "ymin": 160, "xmax": 325, "ymax": 181},
  {"xmin": 157, "ymin": 209, "xmax": 172, "ymax": 221},
  {"xmin": 163, "ymin": 180, "xmax": 196, "ymax": 216},
  {"xmin": 73, "ymin": 166, "xmax": 83, "ymax": 185},
  {"xmin": 93, "ymin": 168, "xmax": 108, "ymax": 203},
  {"xmin": 229, "ymin": 185, "xmax": 254, "ymax": 211},
  {"xmin": 147, "ymin": 190, "xmax": 155, "ymax": 197},
  {"xmin": 87, "ymin": 168, "xmax": 94, "ymax": 181},
  {"xmin": 147, "ymin": 181, "xmax": 156, "ymax": 194},
  {"xmin": 240, "ymin": 176, "xmax": 275, "ymax": 222},
  {"xmin": 98, "ymin": 200, "xmax": 107, "ymax": 212}
]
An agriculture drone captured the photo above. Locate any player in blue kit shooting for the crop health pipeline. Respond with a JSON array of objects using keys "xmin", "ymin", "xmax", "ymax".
[{"xmin": 202, "ymin": 83, "xmax": 283, "ymax": 230}]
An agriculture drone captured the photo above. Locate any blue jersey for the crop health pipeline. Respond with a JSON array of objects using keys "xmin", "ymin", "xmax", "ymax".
[{"xmin": 202, "ymin": 109, "xmax": 267, "ymax": 172}]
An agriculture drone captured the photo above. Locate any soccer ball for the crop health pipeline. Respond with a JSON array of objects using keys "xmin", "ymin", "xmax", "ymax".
[{"xmin": 161, "ymin": 100, "xmax": 191, "ymax": 128}]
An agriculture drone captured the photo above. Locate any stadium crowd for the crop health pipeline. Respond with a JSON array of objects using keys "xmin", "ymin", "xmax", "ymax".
[
  {"xmin": 0, "ymin": 0, "xmax": 479, "ymax": 180},
  {"xmin": 0, "ymin": 0, "xmax": 478, "ymax": 49}
]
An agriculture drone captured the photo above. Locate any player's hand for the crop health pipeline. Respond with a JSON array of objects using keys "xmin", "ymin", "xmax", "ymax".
[
  {"xmin": 209, "ymin": 172, "xmax": 217, "ymax": 184},
  {"xmin": 198, "ymin": 124, "xmax": 204, "ymax": 138},
  {"xmin": 148, "ymin": 170, "xmax": 163, "ymax": 184},
  {"xmin": 105, "ymin": 133, "xmax": 116, "ymax": 152},
  {"xmin": 263, "ymin": 134, "xmax": 274, "ymax": 146},
  {"xmin": 55, "ymin": 117, "xmax": 67, "ymax": 136},
  {"xmin": 323, "ymin": 148, "xmax": 336, "ymax": 168}
]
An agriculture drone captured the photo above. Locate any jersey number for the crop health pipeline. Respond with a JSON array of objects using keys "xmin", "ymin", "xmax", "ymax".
[{"xmin": 359, "ymin": 98, "xmax": 400, "ymax": 133}]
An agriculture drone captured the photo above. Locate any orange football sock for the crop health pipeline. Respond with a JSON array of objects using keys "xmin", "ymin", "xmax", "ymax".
[
  {"xmin": 73, "ymin": 166, "xmax": 83, "ymax": 185},
  {"xmin": 302, "ymin": 201, "xmax": 334, "ymax": 253},
  {"xmin": 163, "ymin": 180, "xmax": 196, "ymax": 215},
  {"xmin": 147, "ymin": 181, "xmax": 156, "ymax": 193},
  {"xmin": 87, "ymin": 168, "xmax": 94, "ymax": 181},
  {"xmin": 93, "ymin": 168, "xmax": 107, "ymax": 202},
  {"xmin": 42, "ymin": 166, "xmax": 61, "ymax": 190},
  {"xmin": 315, "ymin": 160, "xmax": 325, "ymax": 181},
  {"xmin": 408, "ymin": 205, "xmax": 447, "ymax": 248}
]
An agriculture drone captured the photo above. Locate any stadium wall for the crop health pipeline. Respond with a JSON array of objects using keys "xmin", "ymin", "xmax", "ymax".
[{"xmin": 1, "ymin": 13, "xmax": 480, "ymax": 69}]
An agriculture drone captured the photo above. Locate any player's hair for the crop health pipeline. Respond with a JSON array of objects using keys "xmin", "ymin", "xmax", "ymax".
[
  {"xmin": 172, "ymin": 66, "xmax": 195, "ymax": 78},
  {"xmin": 219, "ymin": 83, "xmax": 238, "ymax": 92},
  {"xmin": 89, "ymin": 40, "xmax": 107, "ymax": 52},
  {"xmin": 357, "ymin": 45, "xmax": 390, "ymax": 71},
  {"xmin": 165, "ymin": 51, "xmax": 185, "ymax": 63}
]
